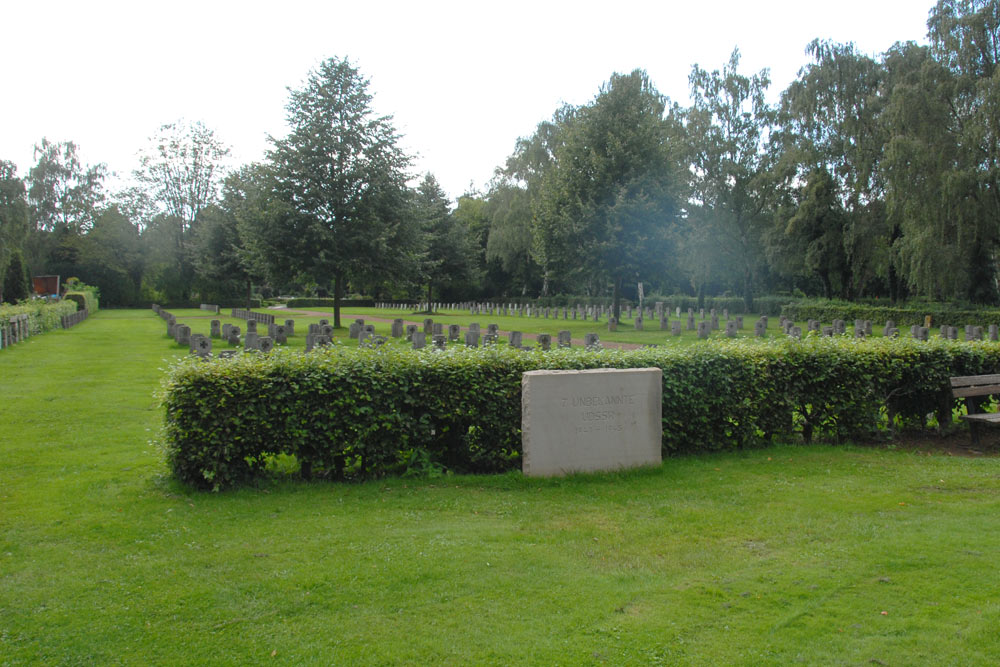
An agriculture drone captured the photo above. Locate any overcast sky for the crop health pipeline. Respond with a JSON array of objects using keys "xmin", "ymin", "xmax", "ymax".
[{"xmin": 2, "ymin": 0, "xmax": 936, "ymax": 201}]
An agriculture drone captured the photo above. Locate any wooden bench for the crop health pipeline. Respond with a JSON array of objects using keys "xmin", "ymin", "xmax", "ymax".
[{"xmin": 951, "ymin": 375, "xmax": 1000, "ymax": 445}]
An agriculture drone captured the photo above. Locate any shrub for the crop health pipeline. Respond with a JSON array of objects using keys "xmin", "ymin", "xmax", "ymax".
[
  {"xmin": 0, "ymin": 300, "xmax": 79, "ymax": 336},
  {"xmin": 781, "ymin": 299, "xmax": 1000, "ymax": 329},
  {"xmin": 286, "ymin": 298, "xmax": 375, "ymax": 308},
  {"xmin": 162, "ymin": 337, "xmax": 1000, "ymax": 491},
  {"xmin": 64, "ymin": 289, "xmax": 99, "ymax": 313}
]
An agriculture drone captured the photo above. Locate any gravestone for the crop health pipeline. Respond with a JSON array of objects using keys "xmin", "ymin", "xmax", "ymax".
[
  {"xmin": 660, "ymin": 316, "xmax": 669, "ymax": 330},
  {"xmin": 990, "ymin": 325, "xmax": 998, "ymax": 341},
  {"xmin": 391, "ymin": 319, "xmax": 404, "ymax": 338},
  {"xmin": 321, "ymin": 324, "xmax": 335, "ymax": 337},
  {"xmin": 487, "ymin": 324, "xmax": 499, "ymax": 336},
  {"xmin": 754, "ymin": 320, "xmax": 766, "ymax": 337},
  {"xmin": 833, "ymin": 319, "xmax": 846, "ymax": 335},
  {"xmin": 432, "ymin": 334, "xmax": 447, "ymax": 350},
  {"xmin": 537, "ymin": 334, "xmax": 552, "ymax": 351},
  {"xmin": 258, "ymin": 337, "xmax": 274, "ymax": 353},
  {"xmin": 245, "ymin": 332, "xmax": 260, "ymax": 350},
  {"xmin": 584, "ymin": 333, "xmax": 601, "ymax": 350},
  {"xmin": 725, "ymin": 320, "xmax": 738, "ymax": 338},
  {"xmin": 423, "ymin": 319, "xmax": 434, "ymax": 335},
  {"xmin": 432, "ymin": 323, "xmax": 444, "ymax": 336},
  {"xmin": 307, "ymin": 323, "xmax": 320, "ymax": 335},
  {"xmin": 246, "ymin": 320, "xmax": 257, "ymax": 334},
  {"xmin": 464, "ymin": 331, "xmax": 480, "ymax": 347},
  {"xmin": 210, "ymin": 320, "xmax": 221, "ymax": 338},
  {"xmin": 736, "ymin": 316, "xmax": 743, "ymax": 329},
  {"xmin": 175, "ymin": 325, "xmax": 191, "ymax": 346},
  {"xmin": 274, "ymin": 325, "xmax": 288, "ymax": 344},
  {"xmin": 359, "ymin": 330, "xmax": 373, "ymax": 348},
  {"xmin": 686, "ymin": 314, "xmax": 695, "ymax": 330},
  {"xmin": 821, "ymin": 326, "xmax": 833, "ymax": 337},
  {"xmin": 509, "ymin": 331, "xmax": 523, "ymax": 348},
  {"xmin": 710, "ymin": 314, "xmax": 719, "ymax": 330},
  {"xmin": 671, "ymin": 321, "xmax": 682, "ymax": 336},
  {"xmin": 405, "ymin": 324, "xmax": 418, "ymax": 341},
  {"xmin": 412, "ymin": 332, "xmax": 426, "ymax": 349},
  {"xmin": 608, "ymin": 317, "xmax": 617, "ymax": 332},
  {"xmin": 557, "ymin": 331, "xmax": 572, "ymax": 348},
  {"xmin": 634, "ymin": 316, "xmax": 643, "ymax": 331},
  {"xmin": 222, "ymin": 323, "xmax": 233, "ymax": 338},
  {"xmin": 697, "ymin": 321, "xmax": 710, "ymax": 339},
  {"xmin": 790, "ymin": 326, "xmax": 802, "ymax": 339},
  {"xmin": 483, "ymin": 333, "xmax": 499, "ymax": 346},
  {"xmin": 448, "ymin": 324, "xmax": 461, "ymax": 342},
  {"xmin": 319, "ymin": 319, "xmax": 329, "ymax": 326},
  {"xmin": 469, "ymin": 323, "xmax": 481, "ymax": 335},
  {"xmin": 285, "ymin": 320, "xmax": 295, "ymax": 336},
  {"xmin": 227, "ymin": 326, "xmax": 241, "ymax": 346},
  {"xmin": 918, "ymin": 327, "xmax": 929, "ymax": 341},
  {"xmin": 349, "ymin": 323, "xmax": 362, "ymax": 339},
  {"xmin": 521, "ymin": 367, "xmax": 662, "ymax": 477}
]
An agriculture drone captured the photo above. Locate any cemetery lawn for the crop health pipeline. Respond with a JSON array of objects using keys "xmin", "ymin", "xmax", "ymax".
[{"xmin": 3, "ymin": 309, "xmax": 1000, "ymax": 664}]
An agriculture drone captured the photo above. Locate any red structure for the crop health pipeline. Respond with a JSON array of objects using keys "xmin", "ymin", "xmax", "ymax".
[{"xmin": 32, "ymin": 275, "xmax": 60, "ymax": 297}]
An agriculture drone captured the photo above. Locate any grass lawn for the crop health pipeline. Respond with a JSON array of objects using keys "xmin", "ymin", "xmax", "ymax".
[{"xmin": 3, "ymin": 308, "xmax": 1000, "ymax": 664}]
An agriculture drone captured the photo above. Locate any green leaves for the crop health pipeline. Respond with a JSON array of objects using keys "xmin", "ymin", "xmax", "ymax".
[{"xmin": 162, "ymin": 338, "xmax": 1000, "ymax": 491}]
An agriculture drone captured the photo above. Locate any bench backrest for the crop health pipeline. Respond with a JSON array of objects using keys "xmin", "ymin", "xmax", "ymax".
[{"xmin": 951, "ymin": 375, "xmax": 1000, "ymax": 398}]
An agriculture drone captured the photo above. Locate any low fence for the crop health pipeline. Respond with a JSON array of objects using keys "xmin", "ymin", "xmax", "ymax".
[{"xmin": 0, "ymin": 314, "xmax": 31, "ymax": 349}]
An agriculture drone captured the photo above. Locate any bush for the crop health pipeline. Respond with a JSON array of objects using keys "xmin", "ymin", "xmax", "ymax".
[
  {"xmin": 781, "ymin": 299, "xmax": 1000, "ymax": 328},
  {"xmin": 286, "ymin": 298, "xmax": 375, "ymax": 308},
  {"xmin": 162, "ymin": 337, "xmax": 1000, "ymax": 490},
  {"xmin": 0, "ymin": 300, "xmax": 79, "ymax": 336},
  {"xmin": 64, "ymin": 289, "xmax": 99, "ymax": 313}
]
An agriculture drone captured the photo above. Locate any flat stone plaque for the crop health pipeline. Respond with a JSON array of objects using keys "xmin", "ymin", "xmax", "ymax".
[{"xmin": 521, "ymin": 367, "xmax": 662, "ymax": 477}]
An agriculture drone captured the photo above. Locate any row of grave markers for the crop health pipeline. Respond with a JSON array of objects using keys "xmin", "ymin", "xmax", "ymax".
[
  {"xmin": 0, "ymin": 313, "xmax": 31, "ymax": 350},
  {"xmin": 376, "ymin": 301, "xmax": 746, "ymax": 322}
]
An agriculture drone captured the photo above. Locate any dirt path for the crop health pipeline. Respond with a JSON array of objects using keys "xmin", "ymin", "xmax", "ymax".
[{"xmin": 272, "ymin": 306, "xmax": 644, "ymax": 350}]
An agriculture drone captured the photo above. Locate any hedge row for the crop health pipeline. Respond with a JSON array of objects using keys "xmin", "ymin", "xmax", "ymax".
[
  {"xmin": 781, "ymin": 300, "xmax": 1000, "ymax": 328},
  {"xmin": 0, "ymin": 300, "xmax": 80, "ymax": 336},
  {"xmin": 162, "ymin": 337, "xmax": 1000, "ymax": 490},
  {"xmin": 64, "ymin": 289, "xmax": 99, "ymax": 314},
  {"xmin": 285, "ymin": 298, "xmax": 375, "ymax": 308}
]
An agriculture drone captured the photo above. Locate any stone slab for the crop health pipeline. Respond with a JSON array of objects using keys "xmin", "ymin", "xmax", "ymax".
[{"xmin": 521, "ymin": 367, "xmax": 662, "ymax": 477}]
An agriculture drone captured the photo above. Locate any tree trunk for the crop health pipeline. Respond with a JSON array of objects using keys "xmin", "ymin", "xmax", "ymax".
[
  {"xmin": 333, "ymin": 273, "xmax": 342, "ymax": 328},
  {"xmin": 742, "ymin": 265, "xmax": 754, "ymax": 314},
  {"xmin": 426, "ymin": 282, "xmax": 433, "ymax": 313},
  {"xmin": 819, "ymin": 271, "xmax": 833, "ymax": 300},
  {"xmin": 613, "ymin": 276, "xmax": 622, "ymax": 322},
  {"xmin": 245, "ymin": 279, "xmax": 252, "ymax": 311}
]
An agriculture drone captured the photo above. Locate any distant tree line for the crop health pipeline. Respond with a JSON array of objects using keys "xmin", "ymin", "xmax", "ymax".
[{"xmin": 1, "ymin": 0, "xmax": 996, "ymax": 317}]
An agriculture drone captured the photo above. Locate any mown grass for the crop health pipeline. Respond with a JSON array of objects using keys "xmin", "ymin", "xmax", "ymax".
[{"xmin": 3, "ymin": 309, "xmax": 1000, "ymax": 664}]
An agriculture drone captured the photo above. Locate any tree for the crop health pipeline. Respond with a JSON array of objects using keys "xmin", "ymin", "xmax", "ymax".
[
  {"xmin": 534, "ymin": 70, "xmax": 680, "ymax": 319},
  {"xmin": 132, "ymin": 120, "xmax": 230, "ymax": 302},
  {"xmin": 0, "ymin": 160, "xmax": 30, "ymax": 302},
  {"xmin": 779, "ymin": 40, "xmax": 891, "ymax": 301},
  {"xmin": 26, "ymin": 139, "xmax": 107, "ymax": 234},
  {"xmin": 782, "ymin": 168, "xmax": 850, "ymax": 299},
  {"xmin": 881, "ymin": 0, "xmax": 1000, "ymax": 302},
  {"xmin": 266, "ymin": 56, "xmax": 411, "ymax": 327},
  {"xmin": 412, "ymin": 174, "xmax": 476, "ymax": 307},
  {"xmin": 685, "ymin": 49, "xmax": 777, "ymax": 312},
  {"xmin": 73, "ymin": 206, "xmax": 144, "ymax": 306},
  {"xmin": 3, "ymin": 248, "xmax": 30, "ymax": 303}
]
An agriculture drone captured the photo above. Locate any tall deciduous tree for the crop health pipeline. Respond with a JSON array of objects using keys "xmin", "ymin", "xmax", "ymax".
[
  {"xmin": 0, "ymin": 160, "xmax": 30, "ymax": 302},
  {"xmin": 266, "ymin": 56, "xmax": 411, "ymax": 327},
  {"xmin": 780, "ymin": 40, "xmax": 891, "ymax": 300},
  {"xmin": 534, "ymin": 70, "xmax": 680, "ymax": 319},
  {"xmin": 26, "ymin": 139, "xmax": 107, "ymax": 234},
  {"xmin": 685, "ymin": 49, "xmax": 776, "ymax": 312},
  {"xmin": 412, "ymin": 174, "xmax": 476, "ymax": 307}
]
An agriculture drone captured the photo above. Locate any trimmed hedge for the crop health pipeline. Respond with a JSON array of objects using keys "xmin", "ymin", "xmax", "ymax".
[
  {"xmin": 1, "ymin": 300, "xmax": 80, "ymax": 337},
  {"xmin": 781, "ymin": 299, "xmax": 1000, "ymax": 329},
  {"xmin": 162, "ymin": 337, "xmax": 1000, "ymax": 490},
  {"xmin": 286, "ymin": 298, "xmax": 375, "ymax": 308},
  {"xmin": 64, "ymin": 289, "xmax": 99, "ymax": 314}
]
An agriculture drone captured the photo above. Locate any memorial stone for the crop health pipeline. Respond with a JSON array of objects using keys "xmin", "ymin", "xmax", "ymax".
[
  {"xmin": 412, "ymin": 332, "xmax": 426, "ymax": 349},
  {"xmin": 210, "ymin": 320, "xmax": 221, "ymax": 338},
  {"xmin": 391, "ymin": 319, "xmax": 404, "ymax": 338},
  {"xmin": 557, "ymin": 331, "xmax": 572, "ymax": 348},
  {"xmin": 521, "ymin": 368, "xmax": 662, "ymax": 477},
  {"xmin": 671, "ymin": 321, "xmax": 682, "ymax": 336},
  {"xmin": 725, "ymin": 320, "xmax": 737, "ymax": 337},
  {"xmin": 584, "ymin": 333, "xmax": 601, "ymax": 349},
  {"xmin": 405, "ymin": 324, "xmax": 418, "ymax": 341},
  {"xmin": 537, "ymin": 334, "xmax": 552, "ymax": 351},
  {"xmin": 608, "ymin": 317, "xmax": 617, "ymax": 332},
  {"xmin": 634, "ymin": 316, "xmax": 643, "ymax": 331},
  {"xmin": 509, "ymin": 331, "xmax": 523, "ymax": 348},
  {"xmin": 464, "ymin": 331, "xmax": 480, "ymax": 347},
  {"xmin": 448, "ymin": 324, "xmax": 461, "ymax": 342},
  {"xmin": 697, "ymin": 321, "xmax": 710, "ymax": 339},
  {"xmin": 349, "ymin": 322, "xmax": 362, "ymax": 339},
  {"xmin": 245, "ymin": 332, "xmax": 259, "ymax": 350},
  {"xmin": 258, "ymin": 337, "xmax": 274, "ymax": 353}
]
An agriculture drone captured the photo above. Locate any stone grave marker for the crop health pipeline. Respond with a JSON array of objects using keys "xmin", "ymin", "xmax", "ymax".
[
  {"xmin": 285, "ymin": 320, "xmax": 295, "ymax": 335},
  {"xmin": 537, "ymin": 334, "xmax": 552, "ymax": 351},
  {"xmin": 608, "ymin": 317, "xmax": 617, "ymax": 332},
  {"xmin": 557, "ymin": 330, "xmax": 572, "ymax": 348},
  {"xmin": 275, "ymin": 325, "xmax": 288, "ymax": 344},
  {"xmin": 258, "ymin": 337, "xmax": 274, "ymax": 353},
  {"xmin": 725, "ymin": 320, "xmax": 738, "ymax": 337},
  {"xmin": 697, "ymin": 321, "xmax": 710, "ymax": 339},
  {"xmin": 754, "ymin": 320, "xmax": 766, "ymax": 337},
  {"xmin": 464, "ymin": 331, "xmax": 479, "ymax": 347},
  {"xmin": 210, "ymin": 320, "xmax": 221, "ymax": 338},
  {"xmin": 412, "ymin": 332, "xmax": 426, "ymax": 349},
  {"xmin": 432, "ymin": 334, "xmax": 447, "ymax": 350},
  {"xmin": 671, "ymin": 321, "xmax": 682, "ymax": 336},
  {"xmin": 448, "ymin": 324, "xmax": 461, "ymax": 342},
  {"xmin": 194, "ymin": 336, "xmax": 212, "ymax": 357},
  {"xmin": 405, "ymin": 324, "xmax": 418, "ymax": 341},
  {"xmin": 245, "ymin": 332, "xmax": 260, "ymax": 350},
  {"xmin": 391, "ymin": 319, "xmax": 404, "ymax": 338},
  {"xmin": 483, "ymin": 333, "xmax": 498, "ymax": 346},
  {"xmin": 423, "ymin": 318, "xmax": 434, "ymax": 335},
  {"xmin": 584, "ymin": 333, "xmax": 601, "ymax": 350},
  {"xmin": 634, "ymin": 315, "xmax": 643, "ymax": 331},
  {"xmin": 349, "ymin": 322, "xmax": 361, "ymax": 339},
  {"xmin": 246, "ymin": 320, "xmax": 257, "ymax": 334},
  {"xmin": 509, "ymin": 331, "xmax": 523, "ymax": 348},
  {"xmin": 660, "ymin": 316, "xmax": 669, "ymax": 330},
  {"xmin": 521, "ymin": 367, "xmax": 662, "ymax": 477}
]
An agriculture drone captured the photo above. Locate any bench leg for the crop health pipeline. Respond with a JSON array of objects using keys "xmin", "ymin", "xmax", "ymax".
[{"xmin": 970, "ymin": 421, "xmax": 981, "ymax": 447}]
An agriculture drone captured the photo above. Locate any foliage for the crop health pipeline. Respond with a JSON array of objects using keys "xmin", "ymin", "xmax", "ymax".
[
  {"xmin": 285, "ymin": 297, "xmax": 374, "ymax": 308},
  {"xmin": 2, "ymin": 248, "xmax": 30, "ymax": 303},
  {"xmin": 781, "ymin": 299, "xmax": 1000, "ymax": 328},
  {"xmin": 163, "ymin": 336, "xmax": 1000, "ymax": 490},
  {"xmin": 0, "ymin": 298, "xmax": 78, "ymax": 334},
  {"xmin": 26, "ymin": 139, "xmax": 107, "ymax": 234},
  {"xmin": 0, "ymin": 160, "xmax": 30, "ymax": 299},
  {"xmin": 263, "ymin": 56, "xmax": 411, "ymax": 328},
  {"xmin": 64, "ymin": 287, "xmax": 99, "ymax": 313}
]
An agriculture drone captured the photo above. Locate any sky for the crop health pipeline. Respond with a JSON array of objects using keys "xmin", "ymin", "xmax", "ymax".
[{"xmin": 2, "ymin": 0, "xmax": 936, "ymax": 202}]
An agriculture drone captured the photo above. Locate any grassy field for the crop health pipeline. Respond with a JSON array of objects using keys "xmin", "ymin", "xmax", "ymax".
[{"xmin": 3, "ymin": 308, "xmax": 1000, "ymax": 664}]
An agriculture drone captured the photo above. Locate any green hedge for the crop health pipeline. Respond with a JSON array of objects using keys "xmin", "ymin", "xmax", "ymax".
[
  {"xmin": 286, "ymin": 298, "xmax": 375, "ymax": 308},
  {"xmin": 162, "ymin": 337, "xmax": 1000, "ymax": 491},
  {"xmin": 0, "ymin": 300, "xmax": 79, "ymax": 335},
  {"xmin": 64, "ymin": 289, "xmax": 99, "ymax": 313},
  {"xmin": 781, "ymin": 299, "xmax": 1000, "ymax": 328}
]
